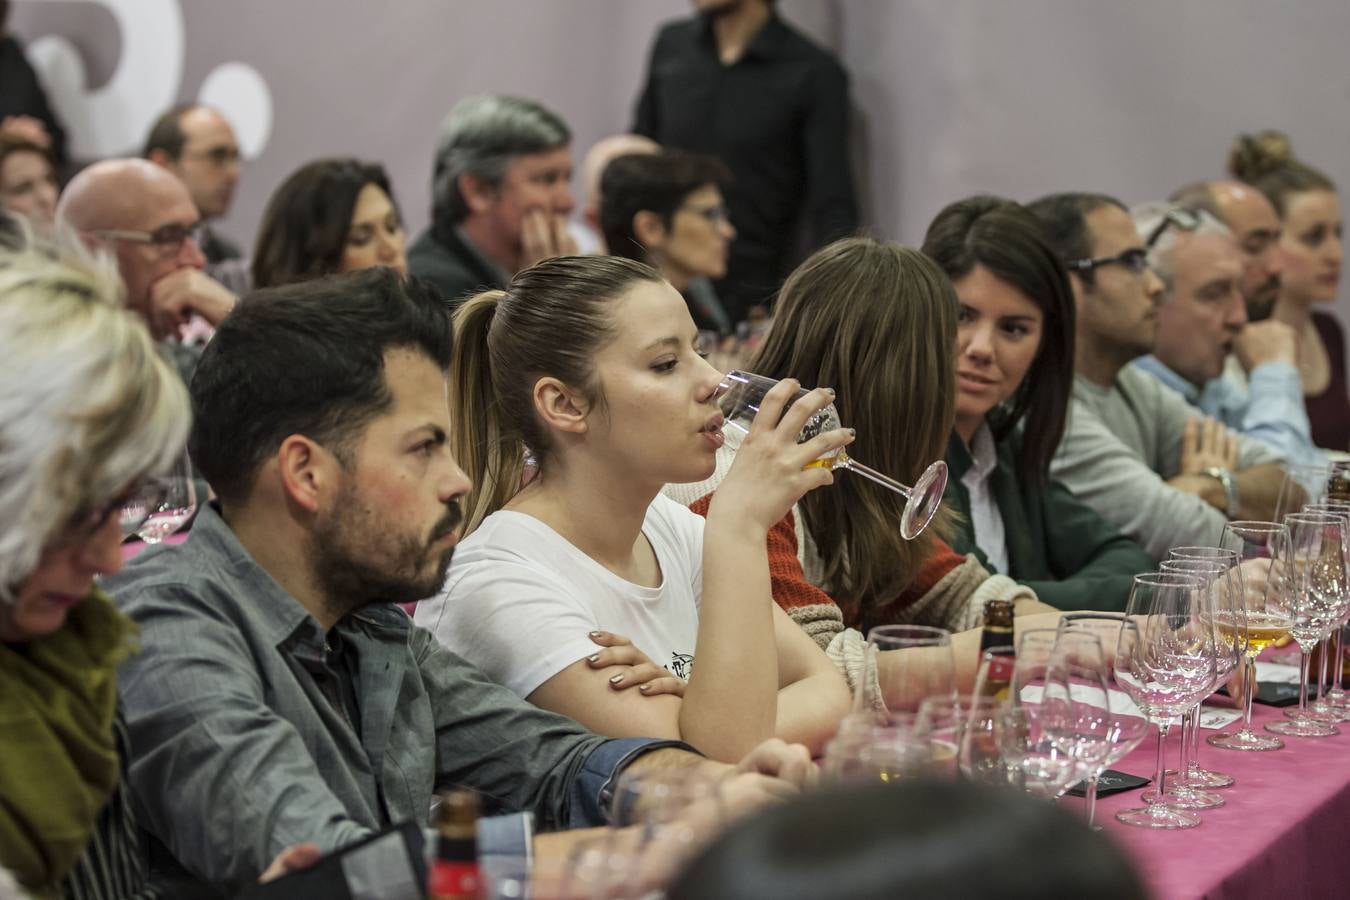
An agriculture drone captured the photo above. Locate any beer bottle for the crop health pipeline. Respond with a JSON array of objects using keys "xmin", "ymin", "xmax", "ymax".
[
  {"xmin": 979, "ymin": 598, "xmax": 1016, "ymax": 701},
  {"xmin": 427, "ymin": 790, "xmax": 482, "ymax": 900}
]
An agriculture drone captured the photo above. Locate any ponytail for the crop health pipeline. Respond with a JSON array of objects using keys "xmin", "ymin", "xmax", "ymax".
[{"xmin": 451, "ymin": 289, "xmax": 524, "ymax": 535}]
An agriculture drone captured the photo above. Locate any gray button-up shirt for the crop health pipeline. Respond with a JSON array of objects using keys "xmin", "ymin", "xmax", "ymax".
[{"xmin": 107, "ymin": 505, "xmax": 676, "ymax": 888}]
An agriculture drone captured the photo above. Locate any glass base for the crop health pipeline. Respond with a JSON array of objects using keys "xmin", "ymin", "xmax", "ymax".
[
  {"xmin": 1116, "ymin": 804, "xmax": 1202, "ymax": 829},
  {"xmin": 1266, "ymin": 718, "xmax": 1339, "ymax": 738},
  {"xmin": 1164, "ymin": 766, "xmax": 1234, "ymax": 789},
  {"xmin": 898, "ymin": 460, "xmax": 947, "ymax": 540},
  {"xmin": 1208, "ymin": 728, "xmax": 1283, "ymax": 751},
  {"xmin": 1141, "ymin": 786, "xmax": 1224, "ymax": 809}
]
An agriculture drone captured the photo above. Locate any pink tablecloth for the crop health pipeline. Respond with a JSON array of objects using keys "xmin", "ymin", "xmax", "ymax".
[{"xmin": 1087, "ymin": 700, "xmax": 1350, "ymax": 900}]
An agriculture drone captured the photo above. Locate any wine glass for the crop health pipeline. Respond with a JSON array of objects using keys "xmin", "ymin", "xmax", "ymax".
[
  {"xmin": 1003, "ymin": 630, "xmax": 1093, "ymax": 801},
  {"xmin": 716, "ymin": 370, "xmax": 948, "ymax": 539},
  {"xmin": 1267, "ymin": 512, "xmax": 1347, "ymax": 738},
  {"xmin": 607, "ymin": 768, "xmax": 724, "ymax": 897},
  {"xmin": 128, "ymin": 449, "xmax": 198, "ymax": 544},
  {"xmin": 1056, "ymin": 615, "xmax": 1150, "ymax": 829},
  {"xmin": 823, "ymin": 711, "xmax": 930, "ymax": 784},
  {"xmin": 864, "ymin": 625, "xmax": 954, "ymax": 717},
  {"xmin": 1153, "ymin": 557, "xmax": 1243, "ymax": 805},
  {"xmin": 1113, "ymin": 572, "xmax": 1215, "ymax": 829},
  {"xmin": 1208, "ymin": 522, "xmax": 1294, "ymax": 751},
  {"xmin": 915, "ymin": 695, "xmax": 1002, "ymax": 782},
  {"xmin": 1301, "ymin": 501, "xmax": 1350, "ymax": 721},
  {"xmin": 1274, "ymin": 463, "xmax": 1329, "ymax": 521}
]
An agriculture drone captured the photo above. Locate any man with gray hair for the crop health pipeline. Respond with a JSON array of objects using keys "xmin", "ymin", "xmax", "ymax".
[
  {"xmin": 408, "ymin": 95, "xmax": 577, "ymax": 305},
  {"xmin": 1131, "ymin": 202, "xmax": 1322, "ymax": 467}
]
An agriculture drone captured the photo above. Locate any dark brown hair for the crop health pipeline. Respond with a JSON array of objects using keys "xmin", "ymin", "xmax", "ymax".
[
  {"xmin": 746, "ymin": 237, "xmax": 958, "ymax": 611},
  {"xmin": 1228, "ymin": 130, "xmax": 1336, "ymax": 216}
]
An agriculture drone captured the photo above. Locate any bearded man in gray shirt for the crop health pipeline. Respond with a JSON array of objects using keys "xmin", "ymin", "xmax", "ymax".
[
  {"xmin": 105, "ymin": 268, "xmax": 813, "ymax": 893},
  {"xmin": 1027, "ymin": 193, "xmax": 1289, "ymax": 560}
]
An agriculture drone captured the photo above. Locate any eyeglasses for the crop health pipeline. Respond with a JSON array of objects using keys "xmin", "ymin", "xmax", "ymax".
[
  {"xmin": 184, "ymin": 146, "xmax": 242, "ymax": 168},
  {"xmin": 683, "ymin": 204, "xmax": 732, "ymax": 225},
  {"xmin": 1065, "ymin": 246, "xmax": 1152, "ymax": 275},
  {"xmin": 1144, "ymin": 207, "xmax": 1201, "ymax": 249},
  {"xmin": 93, "ymin": 223, "xmax": 200, "ymax": 254}
]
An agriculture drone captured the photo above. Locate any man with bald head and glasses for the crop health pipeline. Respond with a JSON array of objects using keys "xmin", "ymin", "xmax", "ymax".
[
  {"xmin": 58, "ymin": 158, "xmax": 238, "ymax": 383},
  {"xmin": 1027, "ymin": 192, "xmax": 1287, "ymax": 560}
]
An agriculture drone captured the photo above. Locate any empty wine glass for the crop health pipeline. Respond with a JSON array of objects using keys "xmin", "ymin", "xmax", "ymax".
[
  {"xmin": 915, "ymin": 695, "xmax": 1001, "ymax": 782},
  {"xmin": 1151, "ymin": 557, "xmax": 1241, "ymax": 806},
  {"xmin": 1274, "ymin": 463, "xmax": 1329, "ymax": 522},
  {"xmin": 1208, "ymin": 522, "xmax": 1294, "ymax": 751},
  {"xmin": 715, "ymin": 370, "xmax": 947, "ymax": 539},
  {"xmin": 1056, "ymin": 615, "xmax": 1150, "ymax": 829},
  {"xmin": 1301, "ymin": 501, "xmax": 1350, "ymax": 722},
  {"xmin": 1267, "ymin": 512, "xmax": 1347, "ymax": 738},
  {"xmin": 1004, "ymin": 630, "xmax": 1092, "ymax": 801},
  {"xmin": 128, "ymin": 449, "xmax": 198, "ymax": 544},
  {"xmin": 864, "ymin": 625, "xmax": 955, "ymax": 717},
  {"xmin": 1113, "ymin": 572, "xmax": 1215, "ymax": 829}
]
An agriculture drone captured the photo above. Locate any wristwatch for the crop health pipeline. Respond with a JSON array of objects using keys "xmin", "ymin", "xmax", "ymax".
[{"xmin": 1200, "ymin": 466, "xmax": 1240, "ymax": 517}]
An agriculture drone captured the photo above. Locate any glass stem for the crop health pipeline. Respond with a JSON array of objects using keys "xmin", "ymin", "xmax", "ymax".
[
  {"xmin": 837, "ymin": 456, "xmax": 911, "ymax": 498},
  {"xmin": 1241, "ymin": 656, "xmax": 1257, "ymax": 732},
  {"xmin": 1297, "ymin": 649, "xmax": 1312, "ymax": 720},
  {"xmin": 1188, "ymin": 702, "xmax": 1203, "ymax": 775},
  {"xmin": 1334, "ymin": 627, "xmax": 1347, "ymax": 700},
  {"xmin": 1085, "ymin": 771, "xmax": 1101, "ymax": 828},
  {"xmin": 1178, "ymin": 709, "xmax": 1193, "ymax": 785},
  {"xmin": 1319, "ymin": 638, "xmax": 1331, "ymax": 705},
  {"xmin": 1151, "ymin": 723, "xmax": 1170, "ymax": 810}
]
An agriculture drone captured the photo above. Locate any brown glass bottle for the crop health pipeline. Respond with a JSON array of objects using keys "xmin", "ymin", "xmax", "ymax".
[
  {"xmin": 427, "ymin": 790, "xmax": 482, "ymax": 900},
  {"xmin": 979, "ymin": 598, "xmax": 1016, "ymax": 701}
]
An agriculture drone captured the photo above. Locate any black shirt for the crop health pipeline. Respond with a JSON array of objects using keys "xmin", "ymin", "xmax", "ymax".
[
  {"xmin": 0, "ymin": 34, "xmax": 68, "ymax": 168},
  {"xmin": 633, "ymin": 13, "xmax": 858, "ymax": 321}
]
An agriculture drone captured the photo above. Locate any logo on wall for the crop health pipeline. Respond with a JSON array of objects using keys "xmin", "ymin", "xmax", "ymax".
[{"xmin": 23, "ymin": 0, "xmax": 272, "ymax": 160}]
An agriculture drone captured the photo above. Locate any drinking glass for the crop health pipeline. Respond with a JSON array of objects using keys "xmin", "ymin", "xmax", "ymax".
[
  {"xmin": 1113, "ymin": 572, "xmax": 1215, "ymax": 829},
  {"xmin": 1209, "ymin": 521, "xmax": 1293, "ymax": 751},
  {"xmin": 1151, "ymin": 557, "xmax": 1243, "ymax": 804},
  {"xmin": 1056, "ymin": 615, "xmax": 1150, "ymax": 829},
  {"xmin": 126, "ymin": 449, "xmax": 198, "ymax": 544},
  {"xmin": 1267, "ymin": 512, "xmax": 1347, "ymax": 738},
  {"xmin": 1301, "ymin": 501, "xmax": 1350, "ymax": 721},
  {"xmin": 823, "ymin": 711, "xmax": 931, "ymax": 783},
  {"xmin": 864, "ymin": 625, "xmax": 955, "ymax": 717},
  {"xmin": 607, "ymin": 768, "xmax": 724, "ymax": 897},
  {"xmin": 716, "ymin": 370, "xmax": 948, "ymax": 539},
  {"xmin": 914, "ymin": 695, "xmax": 1002, "ymax": 782},
  {"xmin": 1003, "ymin": 630, "xmax": 1093, "ymax": 801},
  {"xmin": 1274, "ymin": 463, "xmax": 1329, "ymax": 521}
]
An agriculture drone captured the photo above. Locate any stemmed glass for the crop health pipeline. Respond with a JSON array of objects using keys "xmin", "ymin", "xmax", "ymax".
[
  {"xmin": 862, "ymin": 625, "xmax": 955, "ymax": 717},
  {"xmin": 1208, "ymin": 522, "xmax": 1294, "ymax": 751},
  {"xmin": 716, "ymin": 370, "xmax": 948, "ymax": 539},
  {"xmin": 1057, "ymin": 614, "xmax": 1151, "ymax": 829},
  {"xmin": 823, "ymin": 711, "xmax": 930, "ymax": 784},
  {"xmin": 1267, "ymin": 512, "xmax": 1347, "ymax": 738},
  {"xmin": 1150, "ymin": 557, "xmax": 1243, "ymax": 806},
  {"xmin": 1002, "ymin": 630, "xmax": 1094, "ymax": 801},
  {"xmin": 122, "ymin": 449, "xmax": 198, "ymax": 544},
  {"xmin": 915, "ymin": 695, "xmax": 1003, "ymax": 782},
  {"xmin": 1274, "ymin": 463, "xmax": 1330, "ymax": 522},
  {"xmin": 1301, "ymin": 501, "xmax": 1350, "ymax": 722},
  {"xmin": 1113, "ymin": 572, "xmax": 1215, "ymax": 829},
  {"xmin": 604, "ymin": 768, "xmax": 725, "ymax": 898}
]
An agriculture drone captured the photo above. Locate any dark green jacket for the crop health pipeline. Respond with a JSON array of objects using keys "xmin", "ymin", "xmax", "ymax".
[{"xmin": 944, "ymin": 431, "xmax": 1152, "ymax": 611}]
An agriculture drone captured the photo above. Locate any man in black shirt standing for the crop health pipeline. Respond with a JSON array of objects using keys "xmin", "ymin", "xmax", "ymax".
[{"xmin": 633, "ymin": 0, "xmax": 858, "ymax": 325}]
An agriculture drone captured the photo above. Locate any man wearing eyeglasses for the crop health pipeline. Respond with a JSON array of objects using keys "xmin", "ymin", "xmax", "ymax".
[
  {"xmin": 1132, "ymin": 202, "xmax": 1323, "ymax": 471},
  {"xmin": 1028, "ymin": 192, "xmax": 1288, "ymax": 560},
  {"xmin": 57, "ymin": 158, "xmax": 237, "ymax": 370}
]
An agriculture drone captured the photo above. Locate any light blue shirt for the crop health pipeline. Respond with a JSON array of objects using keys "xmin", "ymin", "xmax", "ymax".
[{"xmin": 1132, "ymin": 355, "xmax": 1325, "ymax": 470}]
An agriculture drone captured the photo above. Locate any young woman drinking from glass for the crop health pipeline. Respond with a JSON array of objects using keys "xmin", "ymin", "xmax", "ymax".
[
  {"xmin": 415, "ymin": 255, "xmax": 851, "ymax": 761},
  {"xmin": 922, "ymin": 196, "xmax": 1152, "ymax": 610},
  {"xmin": 664, "ymin": 237, "xmax": 1058, "ymax": 700},
  {"xmin": 1230, "ymin": 131, "xmax": 1348, "ymax": 450}
]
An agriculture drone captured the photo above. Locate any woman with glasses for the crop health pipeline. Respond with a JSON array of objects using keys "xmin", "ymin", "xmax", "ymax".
[
  {"xmin": 251, "ymin": 158, "xmax": 407, "ymax": 289},
  {"xmin": 600, "ymin": 148, "xmax": 737, "ymax": 336},
  {"xmin": 1230, "ymin": 130, "xmax": 1349, "ymax": 451},
  {"xmin": 0, "ymin": 245, "xmax": 312, "ymax": 898},
  {"xmin": 922, "ymin": 196, "xmax": 1151, "ymax": 611}
]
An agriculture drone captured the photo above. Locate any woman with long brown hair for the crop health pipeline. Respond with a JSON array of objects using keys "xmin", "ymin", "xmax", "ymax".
[{"xmin": 666, "ymin": 237, "xmax": 1051, "ymax": 694}]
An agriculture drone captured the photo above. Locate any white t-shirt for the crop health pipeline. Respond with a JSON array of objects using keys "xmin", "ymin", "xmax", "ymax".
[{"xmin": 415, "ymin": 494, "xmax": 704, "ymax": 699}]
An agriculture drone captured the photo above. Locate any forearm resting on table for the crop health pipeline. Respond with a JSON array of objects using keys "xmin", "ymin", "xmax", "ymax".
[
  {"xmin": 772, "ymin": 672, "xmax": 849, "ymax": 757},
  {"xmin": 1167, "ymin": 473, "xmax": 1228, "ymax": 510},
  {"xmin": 950, "ymin": 607, "xmax": 1068, "ymax": 694}
]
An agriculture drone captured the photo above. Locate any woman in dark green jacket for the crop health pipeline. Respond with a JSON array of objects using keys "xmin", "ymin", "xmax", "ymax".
[{"xmin": 922, "ymin": 196, "xmax": 1151, "ymax": 610}]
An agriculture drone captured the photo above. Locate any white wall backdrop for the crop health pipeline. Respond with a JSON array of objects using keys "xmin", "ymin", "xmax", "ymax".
[{"xmin": 10, "ymin": 0, "xmax": 1349, "ymax": 323}]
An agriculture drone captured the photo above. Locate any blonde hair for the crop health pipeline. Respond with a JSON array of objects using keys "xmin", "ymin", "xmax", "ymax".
[{"xmin": 0, "ymin": 237, "xmax": 190, "ymax": 601}]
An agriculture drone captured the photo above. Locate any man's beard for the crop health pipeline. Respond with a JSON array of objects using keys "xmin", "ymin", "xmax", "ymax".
[
  {"xmin": 310, "ymin": 482, "xmax": 463, "ymax": 622},
  {"xmin": 1245, "ymin": 276, "xmax": 1281, "ymax": 322}
]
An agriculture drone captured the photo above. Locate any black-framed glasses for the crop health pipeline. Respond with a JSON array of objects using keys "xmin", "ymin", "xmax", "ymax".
[
  {"xmin": 1144, "ymin": 207, "xmax": 1202, "ymax": 249},
  {"xmin": 93, "ymin": 223, "xmax": 200, "ymax": 254},
  {"xmin": 1065, "ymin": 246, "xmax": 1151, "ymax": 275}
]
